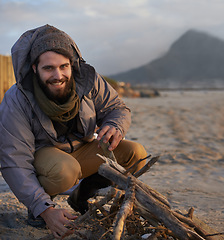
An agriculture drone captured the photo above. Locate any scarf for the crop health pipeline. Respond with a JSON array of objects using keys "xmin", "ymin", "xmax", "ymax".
[{"xmin": 33, "ymin": 75, "xmax": 80, "ymax": 122}]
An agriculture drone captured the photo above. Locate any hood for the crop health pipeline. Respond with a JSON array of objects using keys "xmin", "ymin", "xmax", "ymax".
[{"xmin": 11, "ymin": 24, "xmax": 84, "ymax": 87}]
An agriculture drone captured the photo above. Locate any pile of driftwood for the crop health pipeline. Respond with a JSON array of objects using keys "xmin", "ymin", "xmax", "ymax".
[
  {"xmin": 40, "ymin": 145, "xmax": 224, "ymax": 240},
  {"xmin": 73, "ymin": 154, "xmax": 221, "ymax": 240}
]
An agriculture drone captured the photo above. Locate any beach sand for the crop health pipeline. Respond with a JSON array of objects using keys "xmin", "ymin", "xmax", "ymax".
[{"xmin": 0, "ymin": 90, "xmax": 224, "ymax": 239}]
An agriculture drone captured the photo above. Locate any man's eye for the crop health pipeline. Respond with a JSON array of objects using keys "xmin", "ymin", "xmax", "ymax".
[
  {"xmin": 43, "ymin": 66, "xmax": 53, "ymax": 70},
  {"xmin": 61, "ymin": 65, "xmax": 67, "ymax": 69}
]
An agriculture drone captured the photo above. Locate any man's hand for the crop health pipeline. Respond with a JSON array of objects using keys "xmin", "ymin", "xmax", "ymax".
[
  {"xmin": 40, "ymin": 207, "xmax": 77, "ymax": 239},
  {"xmin": 97, "ymin": 125, "xmax": 122, "ymax": 151}
]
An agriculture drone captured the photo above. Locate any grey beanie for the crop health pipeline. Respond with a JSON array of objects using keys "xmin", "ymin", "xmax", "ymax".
[{"xmin": 30, "ymin": 25, "xmax": 75, "ymax": 64}]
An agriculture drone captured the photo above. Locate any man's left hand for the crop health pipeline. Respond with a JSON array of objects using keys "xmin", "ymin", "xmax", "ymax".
[{"xmin": 97, "ymin": 126, "xmax": 122, "ymax": 151}]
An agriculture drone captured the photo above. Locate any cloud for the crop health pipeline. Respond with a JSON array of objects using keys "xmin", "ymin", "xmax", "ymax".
[{"xmin": 1, "ymin": 0, "xmax": 224, "ymax": 75}]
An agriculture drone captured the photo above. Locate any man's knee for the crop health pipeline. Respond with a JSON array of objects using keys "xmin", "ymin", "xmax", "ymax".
[
  {"xmin": 115, "ymin": 140, "xmax": 147, "ymax": 172},
  {"xmin": 129, "ymin": 141, "xmax": 147, "ymax": 159},
  {"xmin": 39, "ymin": 157, "xmax": 81, "ymax": 196},
  {"xmin": 34, "ymin": 147, "xmax": 81, "ymax": 195}
]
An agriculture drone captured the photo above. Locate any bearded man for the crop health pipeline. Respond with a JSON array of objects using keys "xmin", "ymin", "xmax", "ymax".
[{"xmin": 0, "ymin": 25, "xmax": 147, "ymax": 239}]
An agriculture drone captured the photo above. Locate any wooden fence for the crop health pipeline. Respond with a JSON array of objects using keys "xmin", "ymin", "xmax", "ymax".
[{"xmin": 0, "ymin": 55, "xmax": 16, "ymax": 103}]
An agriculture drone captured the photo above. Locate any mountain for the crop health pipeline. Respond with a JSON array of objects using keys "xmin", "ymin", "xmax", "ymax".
[{"xmin": 109, "ymin": 30, "xmax": 224, "ymax": 89}]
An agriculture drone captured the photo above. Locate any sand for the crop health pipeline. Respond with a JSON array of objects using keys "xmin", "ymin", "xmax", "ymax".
[{"xmin": 0, "ymin": 90, "xmax": 224, "ymax": 239}]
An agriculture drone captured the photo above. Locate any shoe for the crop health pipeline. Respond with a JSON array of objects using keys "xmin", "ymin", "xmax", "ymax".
[
  {"xmin": 67, "ymin": 173, "xmax": 112, "ymax": 215},
  {"xmin": 27, "ymin": 210, "xmax": 46, "ymax": 228}
]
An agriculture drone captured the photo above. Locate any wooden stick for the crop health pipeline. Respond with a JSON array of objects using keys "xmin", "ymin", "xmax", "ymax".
[
  {"xmin": 124, "ymin": 154, "xmax": 151, "ymax": 175},
  {"xmin": 187, "ymin": 207, "xmax": 194, "ymax": 219},
  {"xmin": 99, "ymin": 228, "xmax": 113, "ymax": 240},
  {"xmin": 98, "ymin": 211, "xmax": 118, "ymax": 222},
  {"xmin": 99, "ymin": 138, "xmax": 117, "ymax": 162},
  {"xmin": 76, "ymin": 186, "xmax": 118, "ymax": 223},
  {"xmin": 97, "ymin": 154, "xmax": 170, "ymax": 208},
  {"xmin": 135, "ymin": 201, "xmax": 161, "ymax": 227},
  {"xmin": 97, "ymin": 154, "xmax": 124, "ymax": 172},
  {"xmin": 206, "ymin": 232, "xmax": 224, "ymax": 237},
  {"xmin": 133, "ymin": 156, "xmax": 160, "ymax": 178},
  {"xmin": 110, "ymin": 189, "xmax": 124, "ymax": 214},
  {"xmin": 187, "ymin": 229, "xmax": 207, "ymax": 240},
  {"xmin": 113, "ymin": 177, "xmax": 135, "ymax": 240},
  {"xmin": 96, "ymin": 186, "xmax": 119, "ymax": 197},
  {"xmin": 134, "ymin": 175, "xmax": 170, "ymax": 208},
  {"xmin": 172, "ymin": 211, "xmax": 216, "ymax": 240}
]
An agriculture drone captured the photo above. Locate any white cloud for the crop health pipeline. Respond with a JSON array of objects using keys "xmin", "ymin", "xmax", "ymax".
[{"xmin": 1, "ymin": 0, "xmax": 224, "ymax": 74}]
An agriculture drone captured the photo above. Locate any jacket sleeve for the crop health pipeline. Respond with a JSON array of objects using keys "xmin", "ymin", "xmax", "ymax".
[
  {"xmin": 0, "ymin": 87, "xmax": 55, "ymax": 218},
  {"xmin": 93, "ymin": 73, "xmax": 131, "ymax": 137}
]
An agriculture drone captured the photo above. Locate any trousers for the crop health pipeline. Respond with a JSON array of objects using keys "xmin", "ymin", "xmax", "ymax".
[{"xmin": 33, "ymin": 139, "xmax": 147, "ymax": 196}]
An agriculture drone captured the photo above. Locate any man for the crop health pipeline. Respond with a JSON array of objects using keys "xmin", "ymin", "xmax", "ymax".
[{"xmin": 0, "ymin": 25, "xmax": 147, "ymax": 239}]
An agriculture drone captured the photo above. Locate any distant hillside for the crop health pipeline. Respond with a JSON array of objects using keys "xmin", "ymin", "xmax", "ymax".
[{"xmin": 109, "ymin": 30, "xmax": 224, "ymax": 89}]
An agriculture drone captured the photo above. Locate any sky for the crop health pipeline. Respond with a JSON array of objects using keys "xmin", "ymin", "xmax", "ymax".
[{"xmin": 1, "ymin": 0, "xmax": 224, "ymax": 76}]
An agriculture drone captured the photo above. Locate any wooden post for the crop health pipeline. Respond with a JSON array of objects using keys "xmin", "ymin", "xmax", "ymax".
[
  {"xmin": 8, "ymin": 56, "xmax": 15, "ymax": 89},
  {"xmin": 0, "ymin": 55, "xmax": 15, "ymax": 103}
]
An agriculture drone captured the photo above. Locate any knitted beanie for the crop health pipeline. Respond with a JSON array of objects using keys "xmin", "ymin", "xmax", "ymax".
[{"xmin": 30, "ymin": 25, "xmax": 75, "ymax": 64}]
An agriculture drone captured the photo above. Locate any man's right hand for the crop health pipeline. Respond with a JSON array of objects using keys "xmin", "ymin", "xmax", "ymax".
[{"xmin": 40, "ymin": 207, "xmax": 77, "ymax": 239}]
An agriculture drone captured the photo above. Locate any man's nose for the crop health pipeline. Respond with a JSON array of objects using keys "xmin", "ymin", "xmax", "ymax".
[{"xmin": 53, "ymin": 68, "xmax": 63, "ymax": 79}]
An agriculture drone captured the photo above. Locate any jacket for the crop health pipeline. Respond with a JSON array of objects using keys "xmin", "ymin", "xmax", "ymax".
[{"xmin": 0, "ymin": 25, "xmax": 131, "ymax": 217}]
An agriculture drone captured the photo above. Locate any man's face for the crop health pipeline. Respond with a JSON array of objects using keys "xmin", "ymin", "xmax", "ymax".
[{"xmin": 32, "ymin": 51, "xmax": 73, "ymax": 104}]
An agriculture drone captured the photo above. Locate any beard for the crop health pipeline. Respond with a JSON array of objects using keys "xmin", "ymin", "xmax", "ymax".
[{"xmin": 36, "ymin": 70, "xmax": 73, "ymax": 104}]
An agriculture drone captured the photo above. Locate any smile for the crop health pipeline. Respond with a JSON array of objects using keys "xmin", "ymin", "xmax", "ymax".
[
  {"xmin": 47, "ymin": 80, "xmax": 66, "ymax": 86},
  {"xmin": 51, "ymin": 81, "xmax": 64, "ymax": 86}
]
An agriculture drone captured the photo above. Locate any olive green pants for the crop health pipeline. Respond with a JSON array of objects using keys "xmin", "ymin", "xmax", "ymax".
[{"xmin": 34, "ymin": 139, "xmax": 147, "ymax": 196}]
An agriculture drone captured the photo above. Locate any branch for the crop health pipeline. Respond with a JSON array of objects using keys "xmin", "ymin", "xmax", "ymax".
[
  {"xmin": 97, "ymin": 154, "xmax": 170, "ymax": 208},
  {"xmin": 76, "ymin": 186, "xmax": 118, "ymax": 223},
  {"xmin": 124, "ymin": 154, "xmax": 151, "ymax": 175},
  {"xmin": 99, "ymin": 138, "xmax": 117, "ymax": 162},
  {"xmin": 113, "ymin": 177, "xmax": 135, "ymax": 240},
  {"xmin": 133, "ymin": 155, "xmax": 159, "ymax": 178}
]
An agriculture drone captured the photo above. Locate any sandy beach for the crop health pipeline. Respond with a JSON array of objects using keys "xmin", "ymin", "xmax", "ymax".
[{"xmin": 0, "ymin": 90, "xmax": 224, "ymax": 239}]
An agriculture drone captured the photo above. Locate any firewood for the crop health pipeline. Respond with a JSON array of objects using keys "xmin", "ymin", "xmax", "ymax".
[
  {"xmin": 172, "ymin": 211, "xmax": 214, "ymax": 240},
  {"xmin": 124, "ymin": 154, "xmax": 151, "ymax": 175},
  {"xmin": 97, "ymin": 154, "xmax": 170, "ymax": 208},
  {"xmin": 110, "ymin": 189, "xmax": 124, "ymax": 214},
  {"xmin": 113, "ymin": 177, "xmax": 135, "ymax": 240},
  {"xmin": 99, "ymin": 138, "xmax": 117, "ymax": 162},
  {"xmin": 133, "ymin": 155, "xmax": 159, "ymax": 178},
  {"xmin": 98, "ymin": 163, "xmax": 195, "ymax": 240},
  {"xmin": 76, "ymin": 186, "xmax": 118, "ymax": 223}
]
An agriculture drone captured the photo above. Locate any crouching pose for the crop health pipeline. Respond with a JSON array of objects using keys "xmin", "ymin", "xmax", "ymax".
[{"xmin": 0, "ymin": 25, "xmax": 147, "ymax": 239}]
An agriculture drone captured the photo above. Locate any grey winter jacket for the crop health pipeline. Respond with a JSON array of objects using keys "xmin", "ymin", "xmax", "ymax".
[{"xmin": 0, "ymin": 25, "xmax": 131, "ymax": 218}]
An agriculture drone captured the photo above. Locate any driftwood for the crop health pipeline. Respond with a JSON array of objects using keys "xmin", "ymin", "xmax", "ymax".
[
  {"xmin": 113, "ymin": 177, "xmax": 135, "ymax": 240},
  {"xmin": 99, "ymin": 138, "xmax": 117, "ymax": 162},
  {"xmin": 39, "ymin": 149, "xmax": 224, "ymax": 240},
  {"xmin": 95, "ymin": 154, "xmax": 223, "ymax": 240},
  {"xmin": 99, "ymin": 161, "xmax": 191, "ymax": 240}
]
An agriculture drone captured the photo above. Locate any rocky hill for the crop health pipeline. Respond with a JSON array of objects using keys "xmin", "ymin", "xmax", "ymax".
[{"xmin": 109, "ymin": 30, "xmax": 224, "ymax": 89}]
